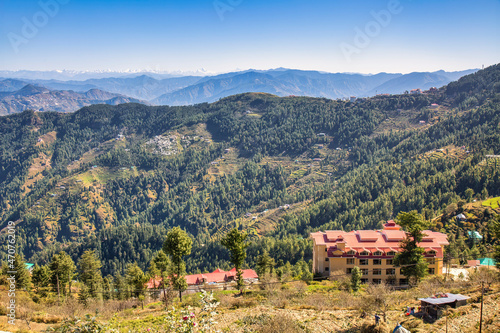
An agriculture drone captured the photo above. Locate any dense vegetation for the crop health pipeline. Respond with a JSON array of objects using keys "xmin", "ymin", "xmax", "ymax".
[{"xmin": 0, "ymin": 64, "xmax": 499, "ymax": 277}]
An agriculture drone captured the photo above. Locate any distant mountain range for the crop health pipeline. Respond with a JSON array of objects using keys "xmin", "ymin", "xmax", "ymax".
[
  {"xmin": 0, "ymin": 68, "xmax": 477, "ymax": 112},
  {"xmin": 0, "ymin": 83, "xmax": 146, "ymax": 115}
]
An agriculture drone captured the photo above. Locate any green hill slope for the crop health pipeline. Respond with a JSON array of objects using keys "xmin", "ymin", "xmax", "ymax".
[{"xmin": 0, "ymin": 65, "xmax": 499, "ymax": 275}]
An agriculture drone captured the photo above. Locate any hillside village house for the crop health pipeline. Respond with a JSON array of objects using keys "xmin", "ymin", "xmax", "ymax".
[{"xmin": 310, "ymin": 221, "xmax": 449, "ymax": 286}]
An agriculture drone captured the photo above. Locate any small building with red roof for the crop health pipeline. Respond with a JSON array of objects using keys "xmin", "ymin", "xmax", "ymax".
[
  {"xmin": 145, "ymin": 268, "xmax": 258, "ymax": 290},
  {"xmin": 310, "ymin": 220, "xmax": 448, "ymax": 286}
]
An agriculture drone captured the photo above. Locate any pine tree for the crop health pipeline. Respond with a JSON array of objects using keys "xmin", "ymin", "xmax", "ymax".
[
  {"xmin": 256, "ymin": 251, "xmax": 275, "ymax": 277},
  {"xmin": 32, "ymin": 264, "xmax": 51, "ymax": 295},
  {"xmin": 103, "ymin": 275, "xmax": 114, "ymax": 300},
  {"xmin": 125, "ymin": 263, "xmax": 147, "ymax": 297},
  {"xmin": 351, "ymin": 266, "xmax": 362, "ymax": 293},
  {"xmin": 114, "ymin": 273, "xmax": 129, "ymax": 300},
  {"xmin": 147, "ymin": 261, "xmax": 160, "ymax": 286},
  {"xmin": 393, "ymin": 211, "xmax": 430, "ymax": 285},
  {"xmin": 78, "ymin": 250, "xmax": 103, "ymax": 299},
  {"xmin": 78, "ymin": 284, "xmax": 91, "ymax": 306},
  {"xmin": 152, "ymin": 250, "xmax": 170, "ymax": 274},
  {"xmin": 13, "ymin": 254, "xmax": 31, "ymax": 290},
  {"xmin": 49, "ymin": 251, "xmax": 76, "ymax": 296},
  {"xmin": 163, "ymin": 227, "xmax": 192, "ymax": 300},
  {"xmin": 221, "ymin": 228, "xmax": 248, "ymax": 293}
]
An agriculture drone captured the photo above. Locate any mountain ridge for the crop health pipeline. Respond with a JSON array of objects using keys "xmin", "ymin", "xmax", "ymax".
[
  {"xmin": 0, "ymin": 84, "xmax": 148, "ymax": 115},
  {"xmin": 0, "ymin": 68, "xmax": 478, "ymax": 107}
]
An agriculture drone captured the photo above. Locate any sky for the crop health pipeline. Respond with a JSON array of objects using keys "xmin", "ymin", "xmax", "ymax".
[{"xmin": 0, "ymin": 0, "xmax": 499, "ymax": 75}]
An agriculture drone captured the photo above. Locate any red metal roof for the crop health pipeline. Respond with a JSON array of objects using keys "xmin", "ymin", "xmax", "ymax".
[
  {"xmin": 467, "ymin": 260, "xmax": 480, "ymax": 267},
  {"xmin": 310, "ymin": 222, "xmax": 449, "ymax": 258},
  {"xmin": 145, "ymin": 268, "xmax": 259, "ymax": 288}
]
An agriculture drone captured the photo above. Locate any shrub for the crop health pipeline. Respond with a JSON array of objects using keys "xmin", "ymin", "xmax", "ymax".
[
  {"xmin": 44, "ymin": 314, "xmax": 115, "ymax": 333},
  {"xmin": 256, "ymin": 313, "xmax": 306, "ymax": 333}
]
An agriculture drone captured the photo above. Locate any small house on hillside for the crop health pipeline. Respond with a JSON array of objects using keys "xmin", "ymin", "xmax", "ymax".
[
  {"xmin": 478, "ymin": 258, "xmax": 497, "ymax": 267},
  {"xmin": 466, "ymin": 260, "xmax": 480, "ymax": 268},
  {"xmin": 419, "ymin": 293, "xmax": 470, "ymax": 318},
  {"xmin": 25, "ymin": 263, "xmax": 34, "ymax": 274},
  {"xmin": 467, "ymin": 230, "xmax": 482, "ymax": 242}
]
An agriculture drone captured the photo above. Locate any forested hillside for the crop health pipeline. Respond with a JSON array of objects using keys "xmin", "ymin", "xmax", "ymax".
[{"xmin": 0, "ymin": 64, "xmax": 499, "ymax": 276}]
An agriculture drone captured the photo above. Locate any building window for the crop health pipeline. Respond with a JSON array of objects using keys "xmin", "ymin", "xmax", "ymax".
[
  {"xmin": 360, "ymin": 259, "xmax": 368, "ymax": 265},
  {"xmin": 346, "ymin": 268, "xmax": 352, "ymax": 274},
  {"xmin": 373, "ymin": 269, "xmax": 381, "ymax": 275},
  {"xmin": 361, "ymin": 279, "xmax": 368, "ymax": 284},
  {"xmin": 387, "ymin": 251, "xmax": 396, "ymax": 256},
  {"xmin": 325, "ymin": 258, "xmax": 329, "ymax": 261},
  {"xmin": 373, "ymin": 279, "xmax": 382, "ymax": 284},
  {"xmin": 347, "ymin": 250, "xmax": 356, "ymax": 255},
  {"xmin": 325, "ymin": 248, "xmax": 327, "ymax": 252},
  {"xmin": 373, "ymin": 259, "xmax": 382, "ymax": 265},
  {"xmin": 427, "ymin": 250, "xmax": 436, "ymax": 256},
  {"xmin": 374, "ymin": 251, "xmax": 382, "ymax": 256},
  {"xmin": 386, "ymin": 259, "xmax": 394, "ymax": 265},
  {"xmin": 325, "ymin": 267, "xmax": 329, "ymax": 271},
  {"xmin": 361, "ymin": 269, "xmax": 369, "ymax": 275},
  {"xmin": 427, "ymin": 258, "xmax": 435, "ymax": 265},
  {"xmin": 399, "ymin": 279, "xmax": 408, "ymax": 286},
  {"xmin": 386, "ymin": 268, "xmax": 395, "ymax": 275},
  {"xmin": 360, "ymin": 251, "xmax": 370, "ymax": 256},
  {"xmin": 347, "ymin": 258, "xmax": 355, "ymax": 265},
  {"xmin": 387, "ymin": 277, "xmax": 396, "ymax": 285},
  {"xmin": 428, "ymin": 268, "xmax": 435, "ymax": 274}
]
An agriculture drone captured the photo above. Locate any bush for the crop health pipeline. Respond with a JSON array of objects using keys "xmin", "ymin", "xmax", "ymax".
[
  {"xmin": 32, "ymin": 314, "xmax": 62, "ymax": 324},
  {"xmin": 256, "ymin": 313, "xmax": 306, "ymax": 333},
  {"xmin": 44, "ymin": 314, "xmax": 114, "ymax": 333}
]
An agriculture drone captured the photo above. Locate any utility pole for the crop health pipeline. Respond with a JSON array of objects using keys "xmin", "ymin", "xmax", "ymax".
[
  {"xmin": 56, "ymin": 274, "xmax": 61, "ymax": 305},
  {"xmin": 479, "ymin": 281, "xmax": 484, "ymax": 333},
  {"xmin": 445, "ymin": 306, "xmax": 448, "ymax": 333},
  {"xmin": 445, "ymin": 254, "xmax": 450, "ymax": 282}
]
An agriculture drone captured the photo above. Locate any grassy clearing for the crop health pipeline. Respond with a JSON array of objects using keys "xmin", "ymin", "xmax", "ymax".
[
  {"xmin": 482, "ymin": 197, "xmax": 500, "ymax": 209},
  {"xmin": 36, "ymin": 130, "xmax": 57, "ymax": 147}
]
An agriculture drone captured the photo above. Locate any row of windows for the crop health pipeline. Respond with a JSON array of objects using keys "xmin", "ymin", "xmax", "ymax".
[
  {"xmin": 325, "ymin": 258, "xmax": 436, "ymax": 265},
  {"xmin": 323, "ymin": 248, "xmax": 437, "ymax": 257},
  {"xmin": 361, "ymin": 278, "xmax": 409, "ymax": 285},
  {"xmin": 347, "ymin": 268, "xmax": 396, "ymax": 275},
  {"xmin": 325, "ymin": 248, "xmax": 397, "ymax": 256},
  {"xmin": 324, "ymin": 267, "xmax": 435, "ymax": 275},
  {"xmin": 343, "ymin": 268, "xmax": 436, "ymax": 275},
  {"xmin": 338, "ymin": 258, "xmax": 394, "ymax": 265}
]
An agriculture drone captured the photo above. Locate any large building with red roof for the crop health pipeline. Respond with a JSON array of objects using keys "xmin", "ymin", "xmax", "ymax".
[{"xmin": 310, "ymin": 221, "xmax": 449, "ymax": 285}]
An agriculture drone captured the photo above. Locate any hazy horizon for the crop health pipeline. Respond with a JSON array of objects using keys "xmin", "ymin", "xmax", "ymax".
[{"xmin": 1, "ymin": 0, "xmax": 498, "ymax": 75}]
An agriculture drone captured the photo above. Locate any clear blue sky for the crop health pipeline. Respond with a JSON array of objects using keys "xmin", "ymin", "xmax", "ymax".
[{"xmin": 0, "ymin": 0, "xmax": 498, "ymax": 74}]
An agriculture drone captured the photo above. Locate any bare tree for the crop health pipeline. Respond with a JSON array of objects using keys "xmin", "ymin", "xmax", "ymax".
[
  {"xmin": 330, "ymin": 269, "xmax": 350, "ymax": 291},
  {"xmin": 468, "ymin": 266, "xmax": 499, "ymax": 290},
  {"xmin": 362, "ymin": 282, "xmax": 394, "ymax": 322}
]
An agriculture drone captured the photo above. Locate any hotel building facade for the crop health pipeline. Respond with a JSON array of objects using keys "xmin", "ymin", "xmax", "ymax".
[{"xmin": 310, "ymin": 221, "xmax": 449, "ymax": 285}]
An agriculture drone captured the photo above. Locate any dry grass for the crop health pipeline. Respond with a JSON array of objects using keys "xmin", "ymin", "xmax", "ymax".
[{"xmin": 4, "ymin": 279, "xmax": 500, "ymax": 333}]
